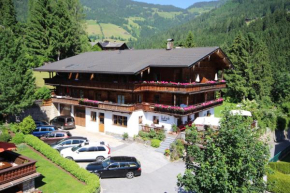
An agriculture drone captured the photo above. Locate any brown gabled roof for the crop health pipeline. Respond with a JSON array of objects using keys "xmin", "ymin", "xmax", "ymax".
[{"xmin": 34, "ymin": 47, "xmax": 231, "ymax": 75}]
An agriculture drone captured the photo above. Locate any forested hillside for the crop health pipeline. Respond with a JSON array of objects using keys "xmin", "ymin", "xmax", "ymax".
[{"xmin": 13, "ymin": 0, "xmax": 224, "ymax": 42}]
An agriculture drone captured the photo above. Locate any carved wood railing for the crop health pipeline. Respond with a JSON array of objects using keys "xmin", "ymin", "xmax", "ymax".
[{"xmin": 0, "ymin": 151, "xmax": 37, "ymax": 185}]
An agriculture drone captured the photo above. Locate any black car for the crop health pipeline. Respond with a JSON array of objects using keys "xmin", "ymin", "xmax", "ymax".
[
  {"xmin": 50, "ymin": 116, "xmax": 75, "ymax": 130},
  {"xmin": 86, "ymin": 156, "xmax": 141, "ymax": 179},
  {"xmin": 51, "ymin": 136, "xmax": 88, "ymax": 152}
]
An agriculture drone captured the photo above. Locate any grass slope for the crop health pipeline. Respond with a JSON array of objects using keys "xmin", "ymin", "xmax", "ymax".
[
  {"xmin": 16, "ymin": 144, "xmax": 85, "ymax": 193},
  {"xmin": 214, "ymin": 101, "xmax": 237, "ymax": 118}
]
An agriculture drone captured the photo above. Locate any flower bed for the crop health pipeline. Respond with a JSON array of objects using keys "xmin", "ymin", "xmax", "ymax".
[
  {"xmin": 154, "ymin": 98, "xmax": 224, "ymax": 114},
  {"xmin": 132, "ymin": 80, "xmax": 226, "ymax": 85},
  {"xmin": 79, "ymin": 99, "xmax": 100, "ymax": 107}
]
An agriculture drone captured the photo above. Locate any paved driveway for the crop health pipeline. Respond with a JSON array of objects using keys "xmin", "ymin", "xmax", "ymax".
[{"xmin": 69, "ymin": 127, "xmax": 186, "ymax": 193}]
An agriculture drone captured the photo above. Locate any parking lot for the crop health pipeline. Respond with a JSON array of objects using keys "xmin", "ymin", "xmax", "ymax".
[{"xmin": 70, "ymin": 126, "xmax": 186, "ymax": 193}]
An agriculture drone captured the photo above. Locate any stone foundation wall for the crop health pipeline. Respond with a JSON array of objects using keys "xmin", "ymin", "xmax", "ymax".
[{"xmin": 17, "ymin": 101, "xmax": 58, "ymax": 122}]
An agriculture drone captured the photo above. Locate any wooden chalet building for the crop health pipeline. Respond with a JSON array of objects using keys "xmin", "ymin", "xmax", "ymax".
[{"xmin": 35, "ymin": 45, "xmax": 232, "ymax": 137}]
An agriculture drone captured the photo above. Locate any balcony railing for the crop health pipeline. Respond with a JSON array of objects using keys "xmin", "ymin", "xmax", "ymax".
[
  {"xmin": 152, "ymin": 98, "xmax": 224, "ymax": 115},
  {"xmin": 51, "ymin": 97, "xmax": 224, "ymax": 115},
  {"xmin": 45, "ymin": 78, "xmax": 226, "ymax": 93},
  {"xmin": 0, "ymin": 151, "xmax": 37, "ymax": 185}
]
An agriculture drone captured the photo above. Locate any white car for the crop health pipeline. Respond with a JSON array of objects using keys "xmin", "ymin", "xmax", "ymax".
[{"xmin": 60, "ymin": 142, "xmax": 110, "ymax": 162}]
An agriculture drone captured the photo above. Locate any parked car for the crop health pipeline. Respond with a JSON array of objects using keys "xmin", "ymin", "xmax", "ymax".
[
  {"xmin": 32, "ymin": 126, "xmax": 57, "ymax": 138},
  {"xmin": 51, "ymin": 136, "xmax": 88, "ymax": 152},
  {"xmin": 60, "ymin": 142, "xmax": 110, "ymax": 162},
  {"xmin": 50, "ymin": 116, "xmax": 75, "ymax": 130},
  {"xmin": 86, "ymin": 156, "xmax": 141, "ymax": 179},
  {"xmin": 34, "ymin": 120, "xmax": 49, "ymax": 127},
  {"xmin": 40, "ymin": 131, "xmax": 72, "ymax": 145}
]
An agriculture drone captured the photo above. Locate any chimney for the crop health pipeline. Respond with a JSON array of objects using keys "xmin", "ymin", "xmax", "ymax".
[{"xmin": 166, "ymin": 39, "xmax": 174, "ymax": 50}]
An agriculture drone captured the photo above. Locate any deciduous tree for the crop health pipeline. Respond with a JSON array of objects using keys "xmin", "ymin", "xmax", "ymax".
[{"xmin": 178, "ymin": 110, "xmax": 269, "ymax": 192}]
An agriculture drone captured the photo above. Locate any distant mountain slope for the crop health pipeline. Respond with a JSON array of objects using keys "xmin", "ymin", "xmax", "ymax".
[
  {"xmin": 80, "ymin": 0, "xmax": 224, "ymax": 41},
  {"xmin": 12, "ymin": 0, "xmax": 225, "ymax": 42}
]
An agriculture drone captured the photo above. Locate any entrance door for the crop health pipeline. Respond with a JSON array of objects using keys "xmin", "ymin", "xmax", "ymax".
[
  {"xmin": 99, "ymin": 113, "xmax": 104, "ymax": 132},
  {"xmin": 74, "ymin": 107, "xmax": 86, "ymax": 127}
]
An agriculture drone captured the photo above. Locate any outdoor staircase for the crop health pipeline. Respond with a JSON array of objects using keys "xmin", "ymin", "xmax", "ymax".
[{"xmin": 156, "ymin": 136, "xmax": 176, "ymax": 153}]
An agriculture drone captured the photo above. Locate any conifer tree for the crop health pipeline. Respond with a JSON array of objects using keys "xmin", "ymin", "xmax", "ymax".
[
  {"xmin": 224, "ymin": 33, "xmax": 250, "ymax": 101},
  {"xmin": 0, "ymin": 28, "xmax": 36, "ymax": 118},
  {"xmin": 184, "ymin": 31, "xmax": 195, "ymax": 48},
  {"xmin": 25, "ymin": 0, "xmax": 53, "ymax": 67},
  {"xmin": 0, "ymin": 0, "xmax": 17, "ymax": 29}
]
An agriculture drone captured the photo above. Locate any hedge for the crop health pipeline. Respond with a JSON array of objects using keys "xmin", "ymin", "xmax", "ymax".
[
  {"xmin": 23, "ymin": 135, "xmax": 100, "ymax": 193},
  {"xmin": 269, "ymin": 162, "xmax": 290, "ymax": 174},
  {"xmin": 267, "ymin": 170, "xmax": 290, "ymax": 193}
]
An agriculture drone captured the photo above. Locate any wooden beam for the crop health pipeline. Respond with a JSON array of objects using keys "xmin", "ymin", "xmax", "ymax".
[
  {"xmin": 75, "ymin": 73, "xmax": 79, "ymax": 80},
  {"xmin": 186, "ymin": 96, "xmax": 189, "ymax": 106},
  {"xmin": 90, "ymin": 73, "xmax": 94, "ymax": 80},
  {"xmin": 68, "ymin": 73, "xmax": 72, "ymax": 79},
  {"xmin": 174, "ymin": 94, "xmax": 176, "ymax": 106}
]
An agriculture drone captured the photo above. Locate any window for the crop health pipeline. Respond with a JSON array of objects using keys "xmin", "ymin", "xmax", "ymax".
[
  {"xmin": 117, "ymin": 95, "xmax": 125, "ymax": 104},
  {"xmin": 153, "ymin": 116, "xmax": 159, "ymax": 124},
  {"xmin": 47, "ymin": 133, "xmax": 55, "ymax": 138},
  {"xmin": 80, "ymin": 90, "xmax": 84, "ymax": 98},
  {"xmin": 56, "ymin": 133, "xmax": 64, "ymax": 137},
  {"xmin": 79, "ymin": 148, "xmax": 87, "ymax": 152},
  {"xmin": 91, "ymin": 112, "xmax": 97, "ymax": 122},
  {"xmin": 63, "ymin": 140, "xmax": 71, "ymax": 145},
  {"xmin": 137, "ymin": 95, "xmax": 142, "ymax": 103},
  {"xmin": 41, "ymin": 128, "xmax": 47, "ymax": 132},
  {"xmin": 139, "ymin": 116, "xmax": 143, "ymax": 124},
  {"xmin": 109, "ymin": 163, "xmax": 119, "ymax": 169},
  {"xmin": 67, "ymin": 118, "xmax": 74, "ymax": 123},
  {"xmin": 120, "ymin": 162, "xmax": 130, "ymax": 168},
  {"xmin": 129, "ymin": 162, "xmax": 137, "ymax": 167},
  {"xmin": 154, "ymin": 95, "xmax": 160, "ymax": 103},
  {"xmin": 207, "ymin": 111, "xmax": 211, "ymax": 116},
  {"xmin": 113, "ymin": 115, "xmax": 127, "ymax": 127},
  {"xmin": 97, "ymin": 146, "xmax": 106, "ymax": 151},
  {"xmin": 88, "ymin": 147, "xmax": 96, "ymax": 152},
  {"xmin": 72, "ymin": 140, "xmax": 80, "ymax": 144}
]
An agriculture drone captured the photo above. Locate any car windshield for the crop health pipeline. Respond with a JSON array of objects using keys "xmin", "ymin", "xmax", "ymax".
[
  {"xmin": 71, "ymin": 144, "xmax": 81, "ymax": 152},
  {"xmin": 102, "ymin": 158, "xmax": 111, "ymax": 168}
]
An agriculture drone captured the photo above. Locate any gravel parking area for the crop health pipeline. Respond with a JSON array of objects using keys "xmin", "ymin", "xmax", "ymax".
[{"xmin": 69, "ymin": 126, "xmax": 186, "ymax": 193}]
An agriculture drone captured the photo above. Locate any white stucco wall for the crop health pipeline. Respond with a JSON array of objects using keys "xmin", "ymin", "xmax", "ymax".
[
  {"xmin": 199, "ymin": 108, "xmax": 214, "ymax": 117},
  {"xmin": 143, "ymin": 112, "xmax": 176, "ymax": 132}
]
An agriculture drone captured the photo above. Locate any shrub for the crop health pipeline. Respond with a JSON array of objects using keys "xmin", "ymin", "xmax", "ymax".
[
  {"xmin": 269, "ymin": 162, "xmax": 290, "ymax": 174},
  {"xmin": 0, "ymin": 133, "xmax": 11, "ymax": 142},
  {"xmin": 0, "ymin": 126, "xmax": 11, "ymax": 142},
  {"xmin": 164, "ymin": 149, "xmax": 170, "ymax": 156},
  {"xmin": 9, "ymin": 123, "xmax": 20, "ymax": 133},
  {"xmin": 122, "ymin": 132, "xmax": 128, "ymax": 140},
  {"xmin": 138, "ymin": 131, "xmax": 149, "ymax": 140},
  {"xmin": 267, "ymin": 169, "xmax": 290, "ymax": 193},
  {"xmin": 11, "ymin": 133, "xmax": 25, "ymax": 144},
  {"xmin": 170, "ymin": 139, "xmax": 185, "ymax": 161},
  {"xmin": 24, "ymin": 135, "xmax": 100, "ymax": 193},
  {"xmin": 172, "ymin": 124, "xmax": 178, "ymax": 133},
  {"xmin": 19, "ymin": 116, "xmax": 36, "ymax": 134},
  {"xmin": 151, "ymin": 139, "xmax": 161, "ymax": 148},
  {"xmin": 156, "ymin": 132, "xmax": 166, "ymax": 141},
  {"xmin": 148, "ymin": 130, "xmax": 156, "ymax": 138},
  {"xmin": 34, "ymin": 86, "xmax": 51, "ymax": 100}
]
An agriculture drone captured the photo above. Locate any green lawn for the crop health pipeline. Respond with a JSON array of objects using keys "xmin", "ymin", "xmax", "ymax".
[
  {"xmin": 214, "ymin": 101, "xmax": 237, "ymax": 118},
  {"xmin": 33, "ymin": 71, "xmax": 53, "ymax": 88},
  {"xmin": 16, "ymin": 144, "xmax": 85, "ymax": 193}
]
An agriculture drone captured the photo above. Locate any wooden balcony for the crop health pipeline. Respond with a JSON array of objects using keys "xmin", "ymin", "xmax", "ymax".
[
  {"xmin": 51, "ymin": 96, "xmax": 223, "ymax": 115},
  {"xmin": 150, "ymin": 99, "xmax": 224, "ymax": 116},
  {"xmin": 45, "ymin": 78, "xmax": 135, "ymax": 92},
  {"xmin": 134, "ymin": 82, "xmax": 226, "ymax": 93},
  {"xmin": 45, "ymin": 78, "xmax": 226, "ymax": 94},
  {"xmin": 0, "ymin": 151, "xmax": 37, "ymax": 185}
]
